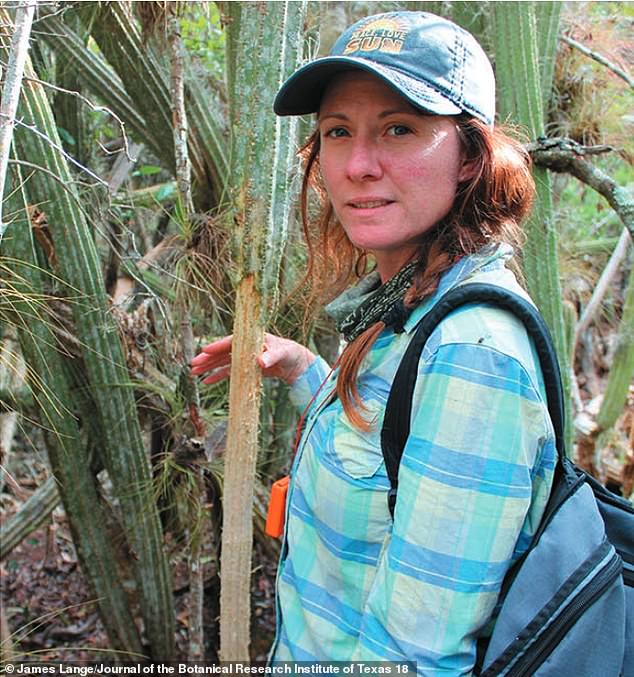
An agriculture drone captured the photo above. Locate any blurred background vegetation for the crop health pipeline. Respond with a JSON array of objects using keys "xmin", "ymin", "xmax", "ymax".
[{"xmin": 1, "ymin": 0, "xmax": 632, "ymax": 665}]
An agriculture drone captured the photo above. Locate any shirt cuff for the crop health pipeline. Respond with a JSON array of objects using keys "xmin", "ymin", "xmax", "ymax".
[{"xmin": 288, "ymin": 355, "xmax": 331, "ymax": 412}]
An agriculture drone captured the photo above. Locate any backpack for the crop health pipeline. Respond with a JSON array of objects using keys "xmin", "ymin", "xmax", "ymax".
[{"xmin": 381, "ymin": 282, "xmax": 634, "ymax": 677}]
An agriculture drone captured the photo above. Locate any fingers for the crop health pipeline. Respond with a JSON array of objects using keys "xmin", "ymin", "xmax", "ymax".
[
  {"xmin": 258, "ymin": 335, "xmax": 316, "ymax": 384},
  {"xmin": 191, "ymin": 335, "xmax": 233, "ymax": 365},
  {"xmin": 201, "ymin": 335, "xmax": 233, "ymax": 355},
  {"xmin": 201, "ymin": 365, "xmax": 232, "ymax": 385},
  {"xmin": 190, "ymin": 333, "xmax": 312, "ymax": 386},
  {"xmin": 191, "ymin": 335, "xmax": 233, "ymax": 381},
  {"xmin": 191, "ymin": 336, "xmax": 231, "ymax": 366}
]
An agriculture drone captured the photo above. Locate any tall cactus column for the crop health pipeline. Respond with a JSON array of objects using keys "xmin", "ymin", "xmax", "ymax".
[
  {"xmin": 492, "ymin": 2, "xmax": 572, "ymax": 445},
  {"xmin": 219, "ymin": 1, "xmax": 306, "ymax": 661},
  {"xmin": 3, "ymin": 173, "xmax": 144, "ymax": 655},
  {"xmin": 493, "ymin": 2, "xmax": 565, "ymax": 356},
  {"xmin": 1, "ymin": 9, "xmax": 175, "ymax": 660}
]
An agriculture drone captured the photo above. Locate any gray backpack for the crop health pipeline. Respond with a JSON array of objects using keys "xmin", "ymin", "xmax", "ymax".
[{"xmin": 381, "ymin": 283, "xmax": 633, "ymax": 676}]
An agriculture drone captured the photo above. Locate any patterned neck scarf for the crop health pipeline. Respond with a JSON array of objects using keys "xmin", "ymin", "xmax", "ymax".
[{"xmin": 324, "ymin": 261, "xmax": 418, "ymax": 342}]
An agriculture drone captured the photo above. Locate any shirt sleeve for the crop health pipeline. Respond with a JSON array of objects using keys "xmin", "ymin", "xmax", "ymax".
[
  {"xmin": 288, "ymin": 355, "xmax": 332, "ymax": 413},
  {"xmin": 352, "ymin": 341, "xmax": 553, "ymax": 674}
]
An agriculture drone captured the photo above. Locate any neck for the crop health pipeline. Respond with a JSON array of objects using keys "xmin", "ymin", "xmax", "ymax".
[{"xmin": 374, "ymin": 247, "xmax": 420, "ymax": 282}]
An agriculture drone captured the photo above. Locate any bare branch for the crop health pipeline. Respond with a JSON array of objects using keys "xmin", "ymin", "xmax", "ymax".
[
  {"xmin": 4, "ymin": 114, "xmax": 109, "ymax": 188},
  {"xmin": 529, "ymin": 137, "xmax": 634, "ymax": 239},
  {"xmin": 0, "ymin": 0, "xmax": 37, "ymax": 243},
  {"xmin": 167, "ymin": 13, "xmax": 203, "ymax": 660},
  {"xmin": 10, "ymin": 157, "xmax": 104, "ymax": 191},
  {"xmin": 574, "ymin": 227, "xmax": 632, "ymax": 353},
  {"xmin": 18, "ymin": 71, "xmax": 138, "ymax": 162},
  {"xmin": 561, "ymin": 34, "xmax": 634, "ymax": 89}
]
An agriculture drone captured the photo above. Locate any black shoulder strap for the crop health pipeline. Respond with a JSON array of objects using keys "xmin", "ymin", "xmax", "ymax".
[{"xmin": 380, "ymin": 283, "xmax": 565, "ymax": 518}]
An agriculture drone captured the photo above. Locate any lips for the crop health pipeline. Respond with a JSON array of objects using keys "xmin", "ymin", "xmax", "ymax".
[{"xmin": 347, "ymin": 198, "xmax": 394, "ymax": 209}]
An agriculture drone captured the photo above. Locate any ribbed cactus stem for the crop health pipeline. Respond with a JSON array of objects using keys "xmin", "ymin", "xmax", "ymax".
[
  {"xmin": 219, "ymin": 1, "xmax": 306, "ymax": 660},
  {"xmin": 2, "ymin": 166, "xmax": 144, "ymax": 655},
  {"xmin": 535, "ymin": 2, "xmax": 562, "ymax": 108},
  {"xmin": 493, "ymin": 2, "xmax": 570, "ymax": 447},
  {"xmin": 37, "ymin": 4, "xmax": 228, "ymax": 208},
  {"xmin": 2, "ymin": 18, "xmax": 175, "ymax": 658},
  {"xmin": 597, "ymin": 261, "xmax": 634, "ymax": 433}
]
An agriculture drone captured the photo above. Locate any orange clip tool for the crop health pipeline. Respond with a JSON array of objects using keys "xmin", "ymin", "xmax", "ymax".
[{"xmin": 265, "ymin": 475, "xmax": 290, "ymax": 538}]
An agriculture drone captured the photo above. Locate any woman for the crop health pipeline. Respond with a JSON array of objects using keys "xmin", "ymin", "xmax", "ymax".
[{"xmin": 191, "ymin": 11, "xmax": 556, "ymax": 674}]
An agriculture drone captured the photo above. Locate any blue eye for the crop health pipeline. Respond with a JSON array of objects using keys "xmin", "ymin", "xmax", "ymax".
[
  {"xmin": 325, "ymin": 126, "xmax": 349, "ymax": 138},
  {"xmin": 387, "ymin": 124, "xmax": 412, "ymax": 136}
]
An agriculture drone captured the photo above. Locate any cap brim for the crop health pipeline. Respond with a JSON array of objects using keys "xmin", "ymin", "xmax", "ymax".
[{"xmin": 274, "ymin": 56, "xmax": 462, "ymax": 118}]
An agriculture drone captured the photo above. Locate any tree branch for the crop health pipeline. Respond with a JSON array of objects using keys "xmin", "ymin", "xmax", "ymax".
[
  {"xmin": 167, "ymin": 11, "xmax": 203, "ymax": 661},
  {"xmin": 167, "ymin": 13, "xmax": 194, "ymax": 219},
  {"xmin": 18, "ymin": 71, "xmax": 138, "ymax": 162},
  {"xmin": 4, "ymin": 115, "xmax": 109, "ymax": 188},
  {"xmin": 0, "ymin": 0, "xmax": 37, "ymax": 243},
  {"xmin": 574, "ymin": 227, "xmax": 632, "ymax": 352},
  {"xmin": 529, "ymin": 137, "xmax": 634, "ymax": 239},
  {"xmin": 561, "ymin": 34, "xmax": 634, "ymax": 89}
]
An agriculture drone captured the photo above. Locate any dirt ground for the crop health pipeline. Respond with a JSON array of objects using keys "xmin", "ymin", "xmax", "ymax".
[{"xmin": 0, "ymin": 438, "xmax": 278, "ymax": 664}]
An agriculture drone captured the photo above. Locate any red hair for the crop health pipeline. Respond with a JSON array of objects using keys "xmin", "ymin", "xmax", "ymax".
[{"xmin": 299, "ymin": 116, "xmax": 535, "ymax": 430}]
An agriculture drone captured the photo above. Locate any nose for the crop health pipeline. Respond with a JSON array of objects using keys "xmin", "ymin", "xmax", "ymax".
[{"xmin": 345, "ymin": 138, "xmax": 383, "ymax": 182}]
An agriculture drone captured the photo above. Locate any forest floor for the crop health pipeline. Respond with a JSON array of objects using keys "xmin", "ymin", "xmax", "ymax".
[{"xmin": 0, "ymin": 435, "xmax": 278, "ymax": 664}]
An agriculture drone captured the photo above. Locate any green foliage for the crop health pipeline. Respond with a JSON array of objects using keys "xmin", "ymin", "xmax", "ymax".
[{"xmin": 180, "ymin": 3, "xmax": 226, "ymax": 81}]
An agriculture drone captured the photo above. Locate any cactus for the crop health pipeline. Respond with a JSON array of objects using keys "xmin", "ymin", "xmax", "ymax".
[
  {"xmin": 493, "ymin": 2, "xmax": 565, "ymax": 351},
  {"xmin": 2, "ymin": 168, "xmax": 144, "ymax": 654},
  {"xmin": 219, "ymin": 1, "xmax": 306, "ymax": 660},
  {"xmin": 492, "ymin": 2, "xmax": 571, "ymax": 447},
  {"xmin": 597, "ymin": 262, "xmax": 634, "ymax": 434},
  {"xmin": 535, "ymin": 2, "xmax": 562, "ymax": 108},
  {"xmin": 1, "ymin": 14, "xmax": 175, "ymax": 658},
  {"xmin": 38, "ymin": 4, "xmax": 228, "ymax": 209}
]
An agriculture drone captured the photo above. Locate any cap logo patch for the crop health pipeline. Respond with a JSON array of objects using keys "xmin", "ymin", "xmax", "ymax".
[{"xmin": 343, "ymin": 17, "xmax": 410, "ymax": 55}]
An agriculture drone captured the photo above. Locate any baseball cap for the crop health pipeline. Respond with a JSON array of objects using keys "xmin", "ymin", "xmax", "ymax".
[{"xmin": 274, "ymin": 11, "xmax": 495, "ymax": 126}]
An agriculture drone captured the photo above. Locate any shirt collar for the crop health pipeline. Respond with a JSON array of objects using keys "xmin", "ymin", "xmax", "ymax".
[{"xmin": 403, "ymin": 244, "xmax": 513, "ymax": 334}]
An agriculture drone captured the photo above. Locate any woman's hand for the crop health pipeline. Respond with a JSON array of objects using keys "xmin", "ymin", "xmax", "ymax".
[{"xmin": 190, "ymin": 333, "xmax": 317, "ymax": 386}]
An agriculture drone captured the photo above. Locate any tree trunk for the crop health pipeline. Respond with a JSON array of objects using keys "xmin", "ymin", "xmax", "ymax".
[{"xmin": 0, "ymin": 0, "xmax": 36, "ymax": 238}]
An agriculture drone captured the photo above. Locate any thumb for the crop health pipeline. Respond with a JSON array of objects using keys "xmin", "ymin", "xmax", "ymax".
[{"xmin": 259, "ymin": 351, "xmax": 273, "ymax": 368}]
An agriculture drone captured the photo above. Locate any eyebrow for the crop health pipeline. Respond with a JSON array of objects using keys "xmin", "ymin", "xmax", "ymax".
[{"xmin": 318, "ymin": 108, "xmax": 419, "ymax": 122}]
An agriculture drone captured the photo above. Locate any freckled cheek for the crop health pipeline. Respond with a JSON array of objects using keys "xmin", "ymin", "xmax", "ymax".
[
  {"xmin": 318, "ymin": 156, "xmax": 342, "ymax": 202},
  {"xmin": 398, "ymin": 151, "xmax": 463, "ymax": 188}
]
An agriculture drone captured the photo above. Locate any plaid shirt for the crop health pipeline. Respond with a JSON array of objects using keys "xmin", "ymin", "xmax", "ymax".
[{"xmin": 270, "ymin": 246, "xmax": 556, "ymax": 674}]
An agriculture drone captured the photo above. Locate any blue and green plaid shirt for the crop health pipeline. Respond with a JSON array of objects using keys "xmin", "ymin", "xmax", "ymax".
[{"xmin": 270, "ymin": 246, "xmax": 556, "ymax": 674}]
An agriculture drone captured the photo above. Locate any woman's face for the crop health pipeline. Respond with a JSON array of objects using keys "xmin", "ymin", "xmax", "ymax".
[{"xmin": 318, "ymin": 71, "xmax": 469, "ymax": 281}]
